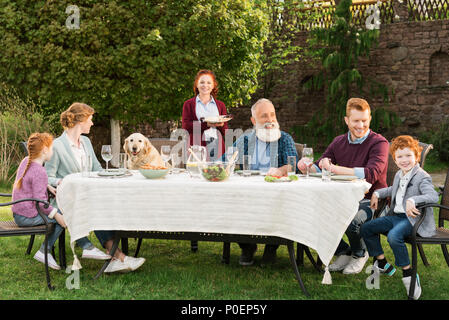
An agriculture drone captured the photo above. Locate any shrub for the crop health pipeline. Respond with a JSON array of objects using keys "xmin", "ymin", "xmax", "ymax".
[{"xmin": 0, "ymin": 83, "xmax": 50, "ymax": 185}]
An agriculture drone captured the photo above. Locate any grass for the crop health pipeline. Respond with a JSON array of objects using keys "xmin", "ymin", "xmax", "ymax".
[
  {"xmin": 1, "ymin": 191, "xmax": 449, "ymax": 300},
  {"xmin": 1, "ymin": 155, "xmax": 448, "ymax": 300}
]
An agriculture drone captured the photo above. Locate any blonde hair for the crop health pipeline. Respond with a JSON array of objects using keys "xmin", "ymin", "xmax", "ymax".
[
  {"xmin": 14, "ymin": 133, "xmax": 53, "ymax": 190},
  {"xmin": 60, "ymin": 102, "xmax": 94, "ymax": 129}
]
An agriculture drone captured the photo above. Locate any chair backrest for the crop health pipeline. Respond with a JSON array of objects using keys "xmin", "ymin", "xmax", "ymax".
[
  {"xmin": 439, "ymin": 168, "xmax": 449, "ymax": 227},
  {"xmin": 418, "ymin": 142, "xmax": 433, "ymax": 168},
  {"xmin": 148, "ymin": 137, "xmax": 187, "ymax": 167},
  {"xmin": 294, "ymin": 143, "xmax": 304, "ymax": 157},
  {"xmin": 20, "ymin": 141, "xmax": 28, "ymax": 156},
  {"xmin": 385, "ymin": 141, "xmax": 433, "ymax": 187},
  {"xmin": 148, "ymin": 138, "xmax": 180, "ymax": 153}
]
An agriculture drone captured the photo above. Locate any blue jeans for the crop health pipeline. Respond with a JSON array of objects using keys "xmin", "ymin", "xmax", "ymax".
[
  {"xmin": 360, "ymin": 213, "xmax": 413, "ymax": 267},
  {"xmin": 334, "ymin": 200, "xmax": 373, "ymax": 258},
  {"xmin": 13, "ymin": 213, "xmax": 114, "ymax": 251}
]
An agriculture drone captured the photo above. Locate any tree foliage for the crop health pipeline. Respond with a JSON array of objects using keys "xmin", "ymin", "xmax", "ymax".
[
  {"xmin": 298, "ymin": 0, "xmax": 398, "ymax": 147},
  {"xmin": 0, "ymin": 0, "xmax": 269, "ymax": 124}
]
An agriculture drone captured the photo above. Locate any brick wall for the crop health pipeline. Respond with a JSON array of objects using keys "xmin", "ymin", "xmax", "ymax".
[{"xmin": 230, "ymin": 18, "xmax": 449, "ymax": 143}]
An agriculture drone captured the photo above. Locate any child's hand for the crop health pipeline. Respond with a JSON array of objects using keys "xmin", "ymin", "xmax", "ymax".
[
  {"xmin": 370, "ymin": 193, "xmax": 378, "ymax": 210},
  {"xmin": 406, "ymin": 200, "xmax": 421, "ymax": 218},
  {"xmin": 55, "ymin": 213, "xmax": 67, "ymax": 228},
  {"xmin": 47, "ymin": 185, "xmax": 57, "ymax": 196}
]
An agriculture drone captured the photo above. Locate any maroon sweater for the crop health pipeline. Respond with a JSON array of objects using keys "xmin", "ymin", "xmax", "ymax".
[
  {"xmin": 316, "ymin": 131, "xmax": 389, "ymax": 199},
  {"xmin": 182, "ymin": 97, "xmax": 228, "ymax": 156}
]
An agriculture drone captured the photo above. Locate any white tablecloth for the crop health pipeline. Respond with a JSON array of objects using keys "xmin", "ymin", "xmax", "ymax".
[{"xmin": 56, "ymin": 171, "xmax": 371, "ymax": 268}]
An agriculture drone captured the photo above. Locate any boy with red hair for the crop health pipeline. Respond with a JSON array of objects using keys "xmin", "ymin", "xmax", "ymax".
[{"xmin": 361, "ymin": 135, "xmax": 439, "ymax": 299}]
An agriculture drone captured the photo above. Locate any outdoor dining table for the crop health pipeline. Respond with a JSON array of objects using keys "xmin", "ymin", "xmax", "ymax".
[{"xmin": 56, "ymin": 170, "xmax": 371, "ymax": 296}]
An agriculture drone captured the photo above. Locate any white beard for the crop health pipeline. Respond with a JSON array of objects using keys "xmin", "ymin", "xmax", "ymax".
[{"xmin": 255, "ymin": 122, "xmax": 281, "ymax": 143}]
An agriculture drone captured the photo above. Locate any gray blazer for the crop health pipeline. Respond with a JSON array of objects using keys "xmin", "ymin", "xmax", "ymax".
[
  {"xmin": 376, "ymin": 165, "xmax": 439, "ymax": 237},
  {"xmin": 45, "ymin": 131, "xmax": 102, "ymax": 187}
]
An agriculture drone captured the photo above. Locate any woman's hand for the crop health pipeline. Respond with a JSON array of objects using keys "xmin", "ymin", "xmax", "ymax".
[
  {"xmin": 370, "ymin": 193, "xmax": 378, "ymax": 210},
  {"xmin": 206, "ymin": 122, "xmax": 224, "ymax": 128},
  {"xmin": 55, "ymin": 213, "xmax": 67, "ymax": 228},
  {"xmin": 406, "ymin": 200, "xmax": 421, "ymax": 218}
]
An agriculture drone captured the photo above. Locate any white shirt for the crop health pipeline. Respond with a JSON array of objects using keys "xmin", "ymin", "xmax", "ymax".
[
  {"xmin": 67, "ymin": 136, "xmax": 87, "ymax": 171},
  {"xmin": 394, "ymin": 169, "xmax": 414, "ymax": 213},
  {"xmin": 195, "ymin": 95, "xmax": 219, "ymax": 140},
  {"xmin": 373, "ymin": 167, "xmax": 416, "ymax": 214}
]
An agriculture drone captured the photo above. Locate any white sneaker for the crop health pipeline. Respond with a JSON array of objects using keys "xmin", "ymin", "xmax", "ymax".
[
  {"xmin": 402, "ymin": 274, "xmax": 422, "ymax": 300},
  {"xmin": 343, "ymin": 252, "xmax": 369, "ymax": 274},
  {"xmin": 123, "ymin": 256, "xmax": 146, "ymax": 271},
  {"xmin": 81, "ymin": 247, "xmax": 112, "ymax": 260},
  {"xmin": 34, "ymin": 250, "xmax": 61, "ymax": 270},
  {"xmin": 104, "ymin": 259, "xmax": 131, "ymax": 273},
  {"xmin": 328, "ymin": 255, "xmax": 352, "ymax": 272}
]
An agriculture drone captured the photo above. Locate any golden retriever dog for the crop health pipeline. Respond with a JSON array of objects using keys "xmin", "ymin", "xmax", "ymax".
[{"xmin": 123, "ymin": 133, "xmax": 165, "ymax": 169}]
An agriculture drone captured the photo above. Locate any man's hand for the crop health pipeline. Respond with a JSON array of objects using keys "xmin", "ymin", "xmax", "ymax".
[
  {"xmin": 267, "ymin": 167, "xmax": 285, "ymax": 177},
  {"xmin": 297, "ymin": 158, "xmax": 316, "ymax": 174},
  {"xmin": 319, "ymin": 158, "xmax": 332, "ymax": 171},
  {"xmin": 406, "ymin": 200, "xmax": 421, "ymax": 218}
]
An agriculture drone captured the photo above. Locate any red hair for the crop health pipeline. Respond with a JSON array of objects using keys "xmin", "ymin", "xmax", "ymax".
[
  {"xmin": 390, "ymin": 135, "xmax": 422, "ymax": 163},
  {"xmin": 193, "ymin": 70, "xmax": 218, "ymax": 99},
  {"xmin": 346, "ymin": 98, "xmax": 371, "ymax": 117},
  {"xmin": 14, "ymin": 133, "xmax": 53, "ymax": 190}
]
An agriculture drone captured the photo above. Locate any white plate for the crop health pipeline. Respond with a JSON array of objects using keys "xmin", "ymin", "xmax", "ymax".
[{"xmin": 97, "ymin": 169, "xmax": 126, "ymax": 177}]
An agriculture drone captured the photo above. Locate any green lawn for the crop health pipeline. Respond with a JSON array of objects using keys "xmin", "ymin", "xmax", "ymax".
[{"xmin": 1, "ymin": 194, "xmax": 448, "ymax": 300}]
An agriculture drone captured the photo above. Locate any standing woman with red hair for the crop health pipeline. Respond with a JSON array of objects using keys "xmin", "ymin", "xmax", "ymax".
[{"xmin": 182, "ymin": 70, "xmax": 228, "ymax": 160}]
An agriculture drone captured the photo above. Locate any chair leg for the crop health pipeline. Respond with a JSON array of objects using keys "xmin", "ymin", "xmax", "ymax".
[
  {"xmin": 121, "ymin": 237, "xmax": 128, "ymax": 255},
  {"xmin": 191, "ymin": 240, "xmax": 198, "ymax": 252},
  {"xmin": 417, "ymin": 244, "xmax": 430, "ymax": 266},
  {"xmin": 26, "ymin": 235, "xmax": 35, "ymax": 255},
  {"xmin": 221, "ymin": 242, "xmax": 230, "ymax": 264},
  {"xmin": 43, "ymin": 235, "xmax": 54, "ymax": 290},
  {"xmin": 134, "ymin": 238, "xmax": 143, "ymax": 258},
  {"xmin": 442, "ymin": 244, "xmax": 449, "ymax": 267},
  {"xmin": 296, "ymin": 243, "xmax": 304, "ymax": 267},
  {"xmin": 409, "ymin": 242, "xmax": 418, "ymax": 300},
  {"xmin": 59, "ymin": 230, "xmax": 66, "ymax": 269}
]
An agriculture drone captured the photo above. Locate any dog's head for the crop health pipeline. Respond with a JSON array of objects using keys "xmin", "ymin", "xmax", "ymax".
[{"xmin": 123, "ymin": 133, "xmax": 152, "ymax": 157}]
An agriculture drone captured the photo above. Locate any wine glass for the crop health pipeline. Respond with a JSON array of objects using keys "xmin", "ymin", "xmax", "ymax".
[
  {"xmin": 161, "ymin": 145, "xmax": 171, "ymax": 168},
  {"xmin": 101, "ymin": 145, "xmax": 112, "ymax": 171},
  {"xmin": 302, "ymin": 147, "xmax": 314, "ymax": 178}
]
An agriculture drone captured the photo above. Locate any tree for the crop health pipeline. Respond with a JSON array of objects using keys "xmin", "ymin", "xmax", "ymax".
[
  {"xmin": 0, "ymin": 0, "xmax": 269, "ymax": 160},
  {"xmin": 299, "ymin": 0, "xmax": 397, "ymax": 147}
]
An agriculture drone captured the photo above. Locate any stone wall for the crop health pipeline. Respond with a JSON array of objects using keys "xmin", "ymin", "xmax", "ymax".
[{"xmin": 229, "ymin": 17, "xmax": 449, "ymax": 143}]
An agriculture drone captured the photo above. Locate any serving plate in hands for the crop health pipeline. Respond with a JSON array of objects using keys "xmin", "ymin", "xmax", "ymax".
[{"xmin": 203, "ymin": 115, "xmax": 233, "ymax": 124}]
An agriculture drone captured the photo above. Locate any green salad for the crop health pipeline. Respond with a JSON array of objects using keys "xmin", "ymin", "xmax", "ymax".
[
  {"xmin": 264, "ymin": 175, "xmax": 298, "ymax": 182},
  {"xmin": 202, "ymin": 165, "xmax": 228, "ymax": 181}
]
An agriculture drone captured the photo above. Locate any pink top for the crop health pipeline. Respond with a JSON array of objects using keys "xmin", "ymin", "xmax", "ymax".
[{"xmin": 12, "ymin": 157, "xmax": 54, "ymax": 218}]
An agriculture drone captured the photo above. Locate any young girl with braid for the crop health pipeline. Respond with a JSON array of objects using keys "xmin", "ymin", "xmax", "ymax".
[{"xmin": 12, "ymin": 133, "xmax": 66, "ymax": 270}]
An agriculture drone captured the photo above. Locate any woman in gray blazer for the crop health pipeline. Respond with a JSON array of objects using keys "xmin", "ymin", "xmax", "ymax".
[
  {"xmin": 45, "ymin": 102, "xmax": 145, "ymax": 273},
  {"xmin": 361, "ymin": 136, "xmax": 439, "ymax": 299}
]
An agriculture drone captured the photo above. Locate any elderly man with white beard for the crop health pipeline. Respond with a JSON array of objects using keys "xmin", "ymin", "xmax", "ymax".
[{"xmin": 221, "ymin": 98, "xmax": 299, "ymax": 266}]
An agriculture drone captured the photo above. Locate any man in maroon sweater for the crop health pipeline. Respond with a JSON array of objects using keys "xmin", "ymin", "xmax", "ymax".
[{"xmin": 298, "ymin": 98, "xmax": 389, "ymax": 274}]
